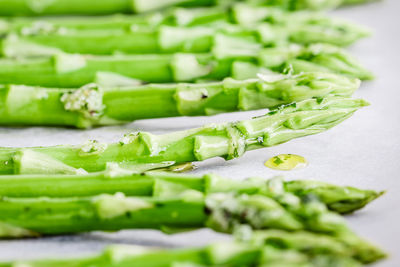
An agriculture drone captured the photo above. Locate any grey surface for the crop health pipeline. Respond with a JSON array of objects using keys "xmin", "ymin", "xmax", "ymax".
[{"xmin": 0, "ymin": 1, "xmax": 399, "ymax": 265}]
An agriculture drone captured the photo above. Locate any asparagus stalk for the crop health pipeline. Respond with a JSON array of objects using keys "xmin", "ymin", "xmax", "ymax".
[
  {"xmin": 0, "ymin": 72, "xmax": 359, "ymax": 128},
  {"xmin": 0, "ymin": 0, "xmax": 140, "ymax": 16},
  {"xmin": 1, "ymin": 3, "xmax": 370, "ymax": 33},
  {"xmin": 0, "ymin": 42, "xmax": 372, "ymax": 87},
  {"xmin": 0, "ymin": 6, "xmax": 227, "ymax": 33},
  {"xmin": 0, "ymin": 166, "xmax": 383, "ymax": 215},
  {"xmin": 0, "ymin": 96, "xmax": 368, "ymax": 174},
  {"xmin": 0, "ymin": 21, "xmax": 368, "ymax": 57},
  {"xmin": 0, "ymin": 0, "xmax": 375, "ymax": 16},
  {"xmin": 0, "ymin": 229, "xmax": 374, "ymax": 267}
]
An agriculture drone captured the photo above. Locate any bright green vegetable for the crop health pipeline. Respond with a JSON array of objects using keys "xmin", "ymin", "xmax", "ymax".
[
  {"xmin": 0, "ymin": 230, "xmax": 375, "ymax": 267},
  {"xmin": 0, "ymin": 0, "xmax": 218, "ymax": 16},
  {"xmin": 0, "ymin": 6, "xmax": 226, "ymax": 33},
  {"xmin": 0, "ymin": 0, "xmax": 376, "ymax": 16},
  {"xmin": 0, "ymin": 228, "xmax": 386, "ymax": 266},
  {"xmin": 0, "ymin": 167, "xmax": 383, "ymax": 215},
  {"xmin": 0, "ymin": 96, "xmax": 368, "ymax": 174},
  {"xmin": 0, "ymin": 3, "xmax": 370, "ymax": 33},
  {"xmin": 0, "ymin": 21, "xmax": 368, "ymax": 56},
  {"xmin": 0, "ymin": 72, "xmax": 360, "ymax": 128},
  {"xmin": 0, "ymin": 42, "xmax": 372, "ymax": 87}
]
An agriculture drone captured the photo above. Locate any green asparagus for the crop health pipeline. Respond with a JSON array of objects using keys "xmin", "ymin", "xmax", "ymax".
[
  {"xmin": 0, "ymin": 230, "xmax": 376, "ymax": 267},
  {"xmin": 0, "ymin": 22, "xmax": 368, "ymax": 57},
  {"xmin": 0, "ymin": 0, "xmax": 217, "ymax": 16},
  {"xmin": 0, "ymin": 3, "xmax": 370, "ymax": 32},
  {"xmin": 0, "ymin": 227, "xmax": 387, "ymax": 266},
  {"xmin": 0, "ymin": 96, "xmax": 368, "ymax": 174},
  {"xmin": 0, "ymin": 167, "xmax": 383, "ymax": 215},
  {"xmin": 0, "ymin": 42, "xmax": 372, "ymax": 87},
  {"xmin": 0, "ymin": 72, "xmax": 360, "ymax": 128},
  {"xmin": 0, "ymin": 6, "xmax": 227, "ymax": 32},
  {"xmin": 0, "ymin": 0, "xmax": 376, "ymax": 16}
]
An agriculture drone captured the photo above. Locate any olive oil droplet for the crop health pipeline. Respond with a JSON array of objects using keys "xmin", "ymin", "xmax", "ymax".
[
  {"xmin": 265, "ymin": 154, "xmax": 308, "ymax": 171},
  {"xmin": 168, "ymin": 162, "xmax": 197, "ymax": 173}
]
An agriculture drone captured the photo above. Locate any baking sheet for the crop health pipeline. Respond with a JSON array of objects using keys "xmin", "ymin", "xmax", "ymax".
[{"xmin": 0, "ymin": 1, "xmax": 399, "ymax": 265}]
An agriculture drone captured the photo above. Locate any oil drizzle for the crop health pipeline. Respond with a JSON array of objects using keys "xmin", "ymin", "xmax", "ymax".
[{"xmin": 265, "ymin": 154, "xmax": 308, "ymax": 171}]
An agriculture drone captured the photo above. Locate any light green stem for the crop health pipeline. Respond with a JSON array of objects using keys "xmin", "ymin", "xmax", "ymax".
[
  {"xmin": 0, "ymin": 72, "xmax": 359, "ymax": 128},
  {"xmin": 0, "ymin": 96, "xmax": 368, "ymax": 175},
  {"xmin": 0, "ymin": 42, "xmax": 372, "ymax": 88}
]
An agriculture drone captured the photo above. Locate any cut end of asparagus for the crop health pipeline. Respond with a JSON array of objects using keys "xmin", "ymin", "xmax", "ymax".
[
  {"xmin": 0, "ymin": 221, "xmax": 40, "ymax": 239},
  {"xmin": 13, "ymin": 149, "xmax": 88, "ymax": 175}
]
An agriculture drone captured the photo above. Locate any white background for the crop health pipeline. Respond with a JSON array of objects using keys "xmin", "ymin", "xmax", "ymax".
[{"xmin": 0, "ymin": 0, "xmax": 399, "ymax": 265}]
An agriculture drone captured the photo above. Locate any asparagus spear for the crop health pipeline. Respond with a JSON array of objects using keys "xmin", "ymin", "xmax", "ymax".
[
  {"xmin": 0, "ymin": 72, "xmax": 359, "ymax": 128},
  {"xmin": 0, "ymin": 96, "xmax": 368, "ymax": 174},
  {"xmin": 0, "ymin": 0, "xmax": 142, "ymax": 16},
  {"xmin": 0, "ymin": 0, "xmax": 220, "ymax": 16},
  {"xmin": 0, "ymin": 0, "xmax": 375, "ymax": 16},
  {"xmin": 0, "ymin": 21, "xmax": 368, "ymax": 57},
  {"xmin": 0, "ymin": 6, "xmax": 227, "ymax": 33},
  {"xmin": 0, "ymin": 229, "xmax": 385, "ymax": 266},
  {"xmin": 0, "ymin": 165, "xmax": 383, "ymax": 215},
  {"xmin": 0, "ymin": 230, "xmax": 372, "ymax": 267},
  {"xmin": 1, "ymin": 3, "xmax": 369, "ymax": 33},
  {"xmin": 0, "ymin": 42, "xmax": 371, "ymax": 87}
]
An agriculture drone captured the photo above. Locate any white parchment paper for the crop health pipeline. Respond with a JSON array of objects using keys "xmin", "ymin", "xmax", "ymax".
[{"xmin": 0, "ymin": 1, "xmax": 399, "ymax": 265}]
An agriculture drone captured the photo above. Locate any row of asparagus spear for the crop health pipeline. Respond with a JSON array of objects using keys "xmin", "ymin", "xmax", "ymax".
[
  {"xmin": 0, "ymin": 94, "xmax": 385, "ymax": 265},
  {"xmin": 0, "ymin": 4, "xmax": 372, "ymax": 89},
  {"xmin": 0, "ymin": 2, "xmax": 372, "ymax": 129},
  {"xmin": 0, "ymin": 0, "xmax": 386, "ymax": 266},
  {"xmin": 0, "ymin": 3, "xmax": 371, "ymax": 56},
  {"xmin": 0, "ymin": 92, "xmax": 381, "ymax": 265},
  {"xmin": 0, "ymin": 164, "xmax": 387, "ymax": 263}
]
